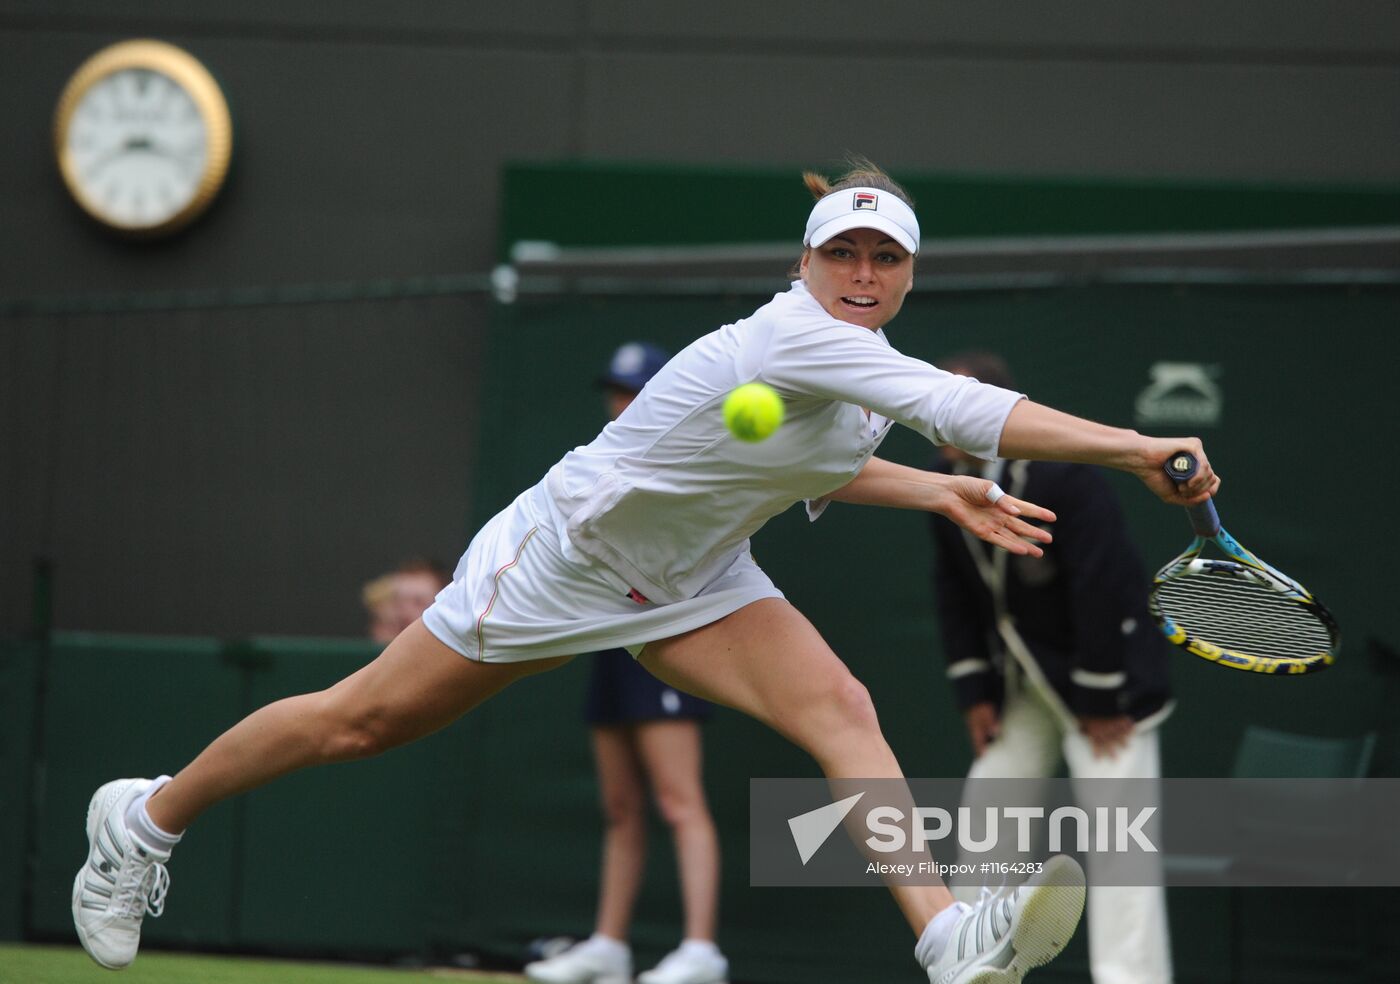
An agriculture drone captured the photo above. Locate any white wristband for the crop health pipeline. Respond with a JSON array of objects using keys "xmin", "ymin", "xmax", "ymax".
[{"xmin": 985, "ymin": 482, "xmax": 1006, "ymax": 504}]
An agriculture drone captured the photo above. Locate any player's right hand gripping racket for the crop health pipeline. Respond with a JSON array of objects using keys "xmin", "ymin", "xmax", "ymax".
[{"xmin": 1148, "ymin": 452, "xmax": 1340, "ymax": 675}]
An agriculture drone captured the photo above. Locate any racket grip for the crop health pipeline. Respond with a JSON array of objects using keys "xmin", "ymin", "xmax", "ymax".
[{"xmin": 1164, "ymin": 451, "xmax": 1221, "ymax": 537}]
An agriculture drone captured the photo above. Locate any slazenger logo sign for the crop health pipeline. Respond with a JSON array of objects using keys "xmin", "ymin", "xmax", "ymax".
[
  {"xmin": 1134, "ymin": 362, "xmax": 1222, "ymax": 427},
  {"xmin": 788, "ymin": 795, "xmax": 1157, "ymax": 866}
]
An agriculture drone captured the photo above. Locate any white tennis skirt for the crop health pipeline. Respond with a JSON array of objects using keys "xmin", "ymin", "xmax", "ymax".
[{"xmin": 422, "ymin": 483, "xmax": 784, "ymax": 663}]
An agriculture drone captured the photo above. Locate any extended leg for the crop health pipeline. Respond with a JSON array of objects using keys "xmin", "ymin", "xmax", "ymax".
[
  {"xmin": 148, "ymin": 620, "xmax": 568, "ymax": 832},
  {"xmin": 78, "ymin": 620, "xmax": 568, "ymax": 970},
  {"xmin": 642, "ymin": 599, "xmax": 1084, "ymax": 983}
]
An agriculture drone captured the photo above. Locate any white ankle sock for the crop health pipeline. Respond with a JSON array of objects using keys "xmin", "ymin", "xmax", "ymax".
[
  {"xmin": 678, "ymin": 938, "xmax": 721, "ymax": 957},
  {"xmin": 124, "ymin": 775, "xmax": 182, "ymax": 853},
  {"xmin": 915, "ymin": 901, "xmax": 971, "ymax": 968}
]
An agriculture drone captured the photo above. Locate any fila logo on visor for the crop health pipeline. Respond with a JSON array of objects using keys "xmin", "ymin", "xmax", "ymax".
[{"xmin": 853, "ymin": 192, "xmax": 877, "ymax": 211}]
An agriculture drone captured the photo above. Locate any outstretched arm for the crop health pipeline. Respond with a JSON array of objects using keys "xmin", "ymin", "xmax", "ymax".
[
  {"xmin": 827, "ymin": 457, "xmax": 1055, "ymax": 557},
  {"xmin": 997, "ymin": 401, "xmax": 1220, "ymax": 504}
]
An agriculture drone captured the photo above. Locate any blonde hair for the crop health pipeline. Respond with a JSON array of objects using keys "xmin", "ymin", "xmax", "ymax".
[
  {"xmin": 801, "ymin": 155, "xmax": 915, "ymax": 208},
  {"xmin": 361, "ymin": 574, "xmax": 397, "ymax": 612}
]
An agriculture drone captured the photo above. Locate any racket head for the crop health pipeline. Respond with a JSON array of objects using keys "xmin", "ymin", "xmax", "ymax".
[{"xmin": 1149, "ymin": 545, "xmax": 1340, "ymax": 675}]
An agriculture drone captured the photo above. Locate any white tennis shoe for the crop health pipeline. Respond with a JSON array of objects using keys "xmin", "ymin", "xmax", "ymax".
[
  {"xmin": 638, "ymin": 941, "xmax": 729, "ymax": 984},
  {"xmin": 925, "ymin": 855, "xmax": 1086, "ymax": 984},
  {"xmin": 72, "ymin": 778, "xmax": 172, "ymax": 970},
  {"xmin": 523, "ymin": 934, "xmax": 632, "ymax": 984}
]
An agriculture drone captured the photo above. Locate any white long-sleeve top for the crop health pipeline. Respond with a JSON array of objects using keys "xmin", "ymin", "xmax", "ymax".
[{"xmin": 539, "ymin": 280, "xmax": 1023, "ymax": 604}]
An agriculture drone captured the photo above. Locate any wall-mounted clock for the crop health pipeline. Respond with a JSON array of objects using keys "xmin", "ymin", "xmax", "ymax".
[{"xmin": 54, "ymin": 39, "xmax": 233, "ymax": 237}]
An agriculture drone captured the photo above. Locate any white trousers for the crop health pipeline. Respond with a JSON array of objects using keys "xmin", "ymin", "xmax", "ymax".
[{"xmin": 955, "ymin": 680, "xmax": 1174, "ymax": 984}]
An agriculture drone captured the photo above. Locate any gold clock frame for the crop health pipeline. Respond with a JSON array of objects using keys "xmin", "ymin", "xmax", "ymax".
[{"xmin": 53, "ymin": 39, "xmax": 233, "ymax": 237}]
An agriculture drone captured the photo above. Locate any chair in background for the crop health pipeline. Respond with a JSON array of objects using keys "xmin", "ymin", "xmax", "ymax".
[
  {"xmin": 1226, "ymin": 726, "xmax": 1376, "ymax": 984},
  {"xmin": 1231, "ymin": 725, "xmax": 1375, "ymax": 780}
]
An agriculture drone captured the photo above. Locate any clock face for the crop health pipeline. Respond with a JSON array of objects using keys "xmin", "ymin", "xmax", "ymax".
[
  {"xmin": 55, "ymin": 40, "xmax": 232, "ymax": 235},
  {"xmin": 64, "ymin": 68, "xmax": 210, "ymax": 228}
]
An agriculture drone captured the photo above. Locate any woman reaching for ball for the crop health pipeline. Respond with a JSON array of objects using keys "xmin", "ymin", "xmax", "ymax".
[{"xmin": 75, "ymin": 159, "xmax": 1218, "ymax": 983}]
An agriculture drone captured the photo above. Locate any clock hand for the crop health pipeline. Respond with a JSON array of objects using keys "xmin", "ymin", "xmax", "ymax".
[
  {"xmin": 82, "ymin": 145, "xmax": 127, "ymax": 180},
  {"xmin": 81, "ymin": 134, "xmax": 178, "ymax": 183}
]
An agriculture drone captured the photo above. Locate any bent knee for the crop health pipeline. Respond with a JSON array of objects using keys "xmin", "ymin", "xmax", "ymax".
[
  {"xmin": 838, "ymin": 673, "xmax": 878, "ymax": 719},
  {"xmin": 820, "ymin": 673, "xmax": 879, "ymax": 730},
  {"xmin": 782, "ymin": 672, "xmax": 880, "ymax": 744}
]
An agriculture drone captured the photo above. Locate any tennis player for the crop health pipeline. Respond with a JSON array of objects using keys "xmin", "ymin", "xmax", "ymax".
[{"xmin": 73, "ymin": 159, "xmax": 1218, "ymax": 983}]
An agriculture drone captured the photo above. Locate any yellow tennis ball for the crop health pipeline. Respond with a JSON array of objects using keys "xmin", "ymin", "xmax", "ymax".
[{"xmin": 723, "ymin": 382, "xmax": 784, "ymax": 442}]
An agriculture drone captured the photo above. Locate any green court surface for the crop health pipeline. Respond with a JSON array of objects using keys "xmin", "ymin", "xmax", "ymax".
[{"xmin": 0, "ymin": 945, "xmax": 518, "ymax": 984}]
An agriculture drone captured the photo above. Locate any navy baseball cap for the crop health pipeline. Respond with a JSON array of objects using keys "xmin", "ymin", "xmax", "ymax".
[{"xmin": 598, "ymin": 342, "xmax": 670, "ymax": 393}]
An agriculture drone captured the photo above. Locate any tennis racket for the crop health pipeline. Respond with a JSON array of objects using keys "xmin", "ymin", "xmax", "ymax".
[{"xmin": 1148, "ymin": 452, "xmax": 1339, "ymax": 675}]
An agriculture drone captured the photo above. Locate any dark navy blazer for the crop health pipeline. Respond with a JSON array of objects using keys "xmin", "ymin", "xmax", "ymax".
[{"xmin": 929, "ymin": 459, "xmax": 1172, "ymax": 722}]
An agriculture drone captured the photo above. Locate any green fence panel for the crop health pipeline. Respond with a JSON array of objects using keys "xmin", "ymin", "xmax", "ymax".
[
  {"xmin": 228, "ymin": 636, "xmax": 440, "ymax": 957},
  {"xmin": 0, "ymin": 640, "xmax": 39, "ymax": 942}
]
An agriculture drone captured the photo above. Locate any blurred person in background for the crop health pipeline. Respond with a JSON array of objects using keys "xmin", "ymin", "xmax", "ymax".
[
  {"xmin": 928, "ymin": 351, "xmax": 1174, "ymax": 984},
  {"xmin": 73, "ymin": 160, "xmax": 1218, "ymax": 983},
  {"xmin": 363, "ymin": 559, "xmax": 451, "ymax": 643},
  {"xmin": 391, "ymin": 558, "xmax": 451, "ymax": 633},
  {"xmin": 525, "ymin": 342, "xmax": 727, "ymax": 984},
  {"xmin": 362, "ymin": 573, "xmax": 400, "ymax": 644}
]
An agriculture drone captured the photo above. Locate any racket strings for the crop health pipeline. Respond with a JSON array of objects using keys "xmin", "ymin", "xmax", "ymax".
[{"xmin": 1154, "ymin": 571, "xmax": 1333, "ymax": 660}]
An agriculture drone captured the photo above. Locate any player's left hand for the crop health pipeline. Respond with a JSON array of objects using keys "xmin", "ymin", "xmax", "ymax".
[
  {"xmin": 940, "ymin": 475, "xmax": 1056, "ymax": 557},
  {"xmin": 1077, "ymin": 714, "xmax": 1134, "ymax": 759}
]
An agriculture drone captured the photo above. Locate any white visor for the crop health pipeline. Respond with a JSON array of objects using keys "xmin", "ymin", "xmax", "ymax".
[{"xmin": 803, "ymin": 186, "xmax": 920, "ymax": 255}]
